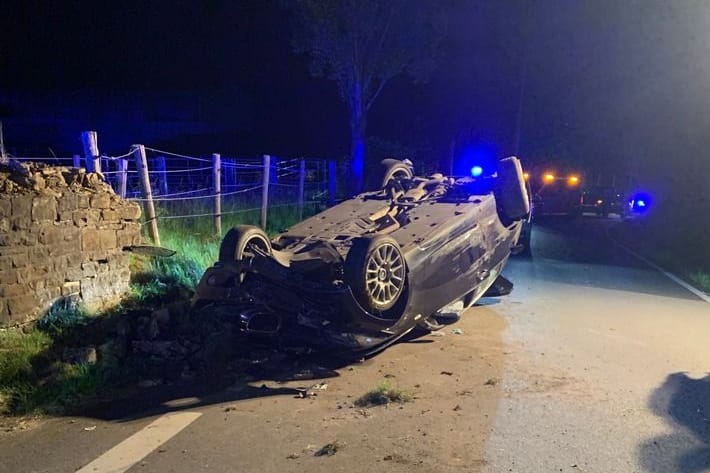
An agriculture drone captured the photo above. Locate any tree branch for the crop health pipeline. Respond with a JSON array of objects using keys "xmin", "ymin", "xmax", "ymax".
[
  {"xmin": 366, "ymin": 69, "xmax": 399, "ymax": 111},
  {"xmin": 363, "ymin": 2, "xmax": 396, "ymax": 97}
]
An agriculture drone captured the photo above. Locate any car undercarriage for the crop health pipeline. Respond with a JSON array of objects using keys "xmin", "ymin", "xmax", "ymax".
[{"xmin": 193, "ymin": 157, "xmax": 529, "ymax": 355}]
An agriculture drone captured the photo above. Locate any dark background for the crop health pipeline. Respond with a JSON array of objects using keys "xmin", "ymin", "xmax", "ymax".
[{"xmin": 1, "ymin": 0, "xmax": 709, "ymax": 196}]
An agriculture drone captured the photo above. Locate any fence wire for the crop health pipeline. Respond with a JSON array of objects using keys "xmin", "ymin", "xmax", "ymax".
[{"xmin": 14, "ymin": 146, "xmax": 337, "ymax": 234}]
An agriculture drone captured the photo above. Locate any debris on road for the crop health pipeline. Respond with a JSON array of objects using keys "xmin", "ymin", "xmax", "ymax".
[
  {"xmin": 484, "ymin": 378, "xmax": 498, "ymax": 386},
  {"xmin": 83, "ymin": 426, "xmax": 96, "ymax": 431},
  {"xmin": 451, "ymin": 328, "xmax": 464, "ymax": 335},
  {"xmin": 314, "ymin": 440, "xmax": 346, "ymax": 457},
  {"xmin": 434, "ymin": 311, "xmax": 461, "ymax": 324},
  {"xmin": 296, "ymin": 382, "xmax": 329, "ymax": 398},
  {"xmin": 440, "ymin": 370, "xmax": 454, "ymax": 376}
]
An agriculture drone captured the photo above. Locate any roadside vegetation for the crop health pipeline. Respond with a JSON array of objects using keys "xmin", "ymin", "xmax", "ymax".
[
  {"xmin": 613, "ymin": 214, "xmax": 710, "ymax": 293},
  {"xmin": 0, "ymin": 202, "xmax": 319, "ymax": 416},
  {"xmin": 354, "ymin": 380, "xmax": 414, "ymax": 407}
]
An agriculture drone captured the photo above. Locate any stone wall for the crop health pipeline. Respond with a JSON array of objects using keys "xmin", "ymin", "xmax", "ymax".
[{"xmin": 0, "ymin": 161, "xmax": 142, "ymax": 327}]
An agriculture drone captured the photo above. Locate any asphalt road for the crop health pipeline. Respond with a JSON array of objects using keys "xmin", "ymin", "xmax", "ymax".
[
  {"xmin": 1, "ymin": 216, "xmax": 708, "ymax": 473},
  {"xmin": 487, "ymin": 216, "xmax": 710, "ymax": 473}
]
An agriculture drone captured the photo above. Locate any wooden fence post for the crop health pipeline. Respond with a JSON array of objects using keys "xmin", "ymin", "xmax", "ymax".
[
  {"xmin": 117, "ymin": 158, "xmax": 128, "ymax": 198},
  {"xmin": 213, "ymin": 153, "xmax": 222, "ymax": 237},
  {"xmin": 132, "ymin": 144, "xmax": 160, "ymax": 246},
  {"xmin": 328, "ymin": 159, "xmax": 336, "ymax": 207},
  {"xmin": 72, "ymin": 154, "xmax": 81, "ymax": 169},
  {"xmin": 297, "ymin": 158, "xmax": 306, "ymax": 221},
  {"xmin": 81, "ymin": 131, "xmax": 101, "ymax": 173},
  {"xmin": 260, "ymin": 154, "xmax": 271, "ymax": 230}
]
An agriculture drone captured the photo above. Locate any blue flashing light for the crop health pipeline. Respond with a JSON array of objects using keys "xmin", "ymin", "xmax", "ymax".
[
  {"xmin": 470, "ymin": 165, "xmax": 483, "ymax": 177},
  {"xmin": 629, "ymin": 192, "xmax": 652, "ymax": 214}
]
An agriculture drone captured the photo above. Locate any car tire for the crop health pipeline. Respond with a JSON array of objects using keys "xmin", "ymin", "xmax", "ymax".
[
  {"xmin": 515, "ymin": 221, "xmax": 532, "ymax": 257},
  {"xmin": 495, "ymin": 157, "xmax": 530, "ymax": 222},
  {"xmin": 346, "ymin": 235, "xmax": 407, "ymax": 313},
  {"xmin": 218, "ymin": 225, "xmax": 272, "ymax": 262},
  {"xmin": 364, "ymin": 159, "xmax": 413, "ymax": 192}
]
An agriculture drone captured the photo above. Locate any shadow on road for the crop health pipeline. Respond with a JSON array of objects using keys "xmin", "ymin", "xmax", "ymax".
[
  {"xmin": 639, "ymin": 372, "xmax": 710, "ymax": 472},
  {"xmin": 78, "ymin": 328, "xmax": 436, "ymax": 423},
  {"xmin": 80, "ymin": 349, "xmax": 351, "ymax": 422}
]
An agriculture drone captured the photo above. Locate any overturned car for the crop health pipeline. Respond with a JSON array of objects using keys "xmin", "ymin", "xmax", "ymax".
[{"xmin": 194, "ymin": 157, "xmax": 529, "ymax": 354}]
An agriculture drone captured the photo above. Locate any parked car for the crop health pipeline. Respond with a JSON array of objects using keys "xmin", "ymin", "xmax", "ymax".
[
  {"xmin": 579, "ymin": 186, "xmax": 627, "ymax": 217},
  {"xmin": 193, "ymin": 157, "xmax": 529, "ymax": 355}
]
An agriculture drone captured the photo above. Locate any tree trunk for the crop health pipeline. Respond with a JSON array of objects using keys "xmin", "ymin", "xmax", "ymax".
[
  {"xmin": 350, "ymin": 117, "xmax": 366, "ymax": 194},
  {"xmin": 349, "ymin": 82, "xmax": 366, "ymax": 194}
]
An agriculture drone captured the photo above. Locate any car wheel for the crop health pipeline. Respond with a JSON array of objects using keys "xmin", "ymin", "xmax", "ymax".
[
  {"xmin": 218, "ymin": 225, "xmax": 272, "ymax": 262},
  {"xmin": 346, "ymin": 235, "xmax": 407, "ymax": 313},
  {"xmin": 495, "ymin": 157, "xmax": 530, "ymax": 222},
  {"xmin": 364, "ymin": 159, "xmax": 413, "ymax": 192}
]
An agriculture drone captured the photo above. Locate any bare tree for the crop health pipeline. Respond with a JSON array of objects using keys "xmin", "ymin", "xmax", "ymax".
[{"xmin": 289, "ymin": 0, "xmax": 447, "ymax": 192}]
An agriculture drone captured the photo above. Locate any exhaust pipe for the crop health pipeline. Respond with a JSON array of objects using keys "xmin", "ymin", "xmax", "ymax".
[{"xmin": 239, "ymin": 308, "xmax": 282, "ymax": 335}]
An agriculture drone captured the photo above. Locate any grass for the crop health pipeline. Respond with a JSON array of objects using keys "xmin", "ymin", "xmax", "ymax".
[
  {"xmin": 36, "ymin": 299, "xmax": 90, "ymax": 337},
  {"xmin": 130, "ymin": 254, "xmax": 204, "ymax": 303},
  {"xmin": 0, "ymin": 311, "xmax": 119, "ymax": 415},
  {"xmin": 0, "ymin": 330, "xmax": 52, "ymax": 389},
  {"xmin": 137, "ymin": 201, "xmax": 323, "ymax": 294},
  {"xmin": 354, "ymin": 380, "xmax": 413, "ymax": 407},
  {"xmin": 154, "ymin": 199, "xmax": 323, "ymax": 241},
  {"xmin": 2, "ymin": 362, "xmax": 115, "ymax": 415}
]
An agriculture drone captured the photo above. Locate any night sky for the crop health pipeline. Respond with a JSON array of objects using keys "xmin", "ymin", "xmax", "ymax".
[{"xmin": 2, "ymin": 0, "xmax": 710, "ymax": 193}]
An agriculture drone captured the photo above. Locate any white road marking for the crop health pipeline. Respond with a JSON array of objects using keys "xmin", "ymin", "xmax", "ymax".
[
  {"xmin": 76, "ymin": 412, "xmax": 202, "ymax": 473},
  {"xmin": 609, "ymin": 232, "xmax": 710, "ymax": 304}
]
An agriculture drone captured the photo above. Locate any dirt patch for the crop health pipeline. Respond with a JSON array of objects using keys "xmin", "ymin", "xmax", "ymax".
[
  {"xmin": 185, "ymin": 306, "xmax": 508, "ymax": 473},
  {"xmin": 0, "ymin": 415, "xmax": 41, "ymax": 434}
]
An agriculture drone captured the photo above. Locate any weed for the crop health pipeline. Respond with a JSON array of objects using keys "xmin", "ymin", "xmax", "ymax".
[{"xmin": 354, "ymin": 380, "xmax": 413, "ymax": 407}]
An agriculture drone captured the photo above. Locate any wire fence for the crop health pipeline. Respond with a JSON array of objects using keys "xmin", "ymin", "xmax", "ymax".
[{"xmin": 12, "ymin": 142, "xmax": 340, "ymax": 243}]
